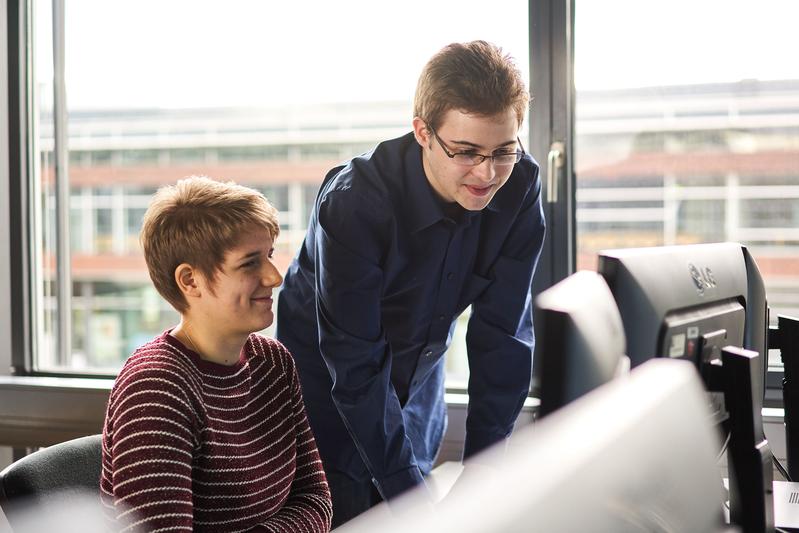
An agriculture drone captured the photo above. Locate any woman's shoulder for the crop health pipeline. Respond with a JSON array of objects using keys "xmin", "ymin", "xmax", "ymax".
[
  {"xmin": 245, "ymin": 334, "xmax": 297, "ymax": 372},
  {"xmin": 123, "ymin": 334, "xmax": 190, "ymax": 370},
  {"xmin": 246, "ymin": 333, "xmax": 290, "ymax": 357},
  {"xmin": 107, "ymin": 335, "xmax": 203, "ymax": 433},
  {"xmin": 114, "ymin": 334, "xmax": 200, "ymax": 394}
]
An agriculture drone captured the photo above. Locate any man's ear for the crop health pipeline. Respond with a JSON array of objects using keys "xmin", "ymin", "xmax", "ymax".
[
  {"xmin": 174, "ymin": 263, "xmax": 201, "ymax": 298},
  {"xmin": 412, "ymin": 117, "xmax": 431, "ymax": 148}
]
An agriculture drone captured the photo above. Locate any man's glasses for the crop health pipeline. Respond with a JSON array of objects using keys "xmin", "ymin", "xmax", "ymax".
[{"xmin": 429, "ymin": 127, "xmax": 525, "ymax": 167}]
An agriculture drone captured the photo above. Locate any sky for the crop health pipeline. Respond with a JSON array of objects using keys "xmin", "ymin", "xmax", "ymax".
[
  {"xmin": 35, "ymin": 0, "xmax": 799, "ymax": 110},
  {"xmin": 38, "ymin": 0, "xmax": 530, "ymax": 109},
  {"xmin": 575, "ymin": 0, "xmax": 799, "ymax": 90}
]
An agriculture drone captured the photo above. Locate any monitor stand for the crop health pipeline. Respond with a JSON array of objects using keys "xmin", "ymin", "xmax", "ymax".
[{"xmin": 722, "ymin": 345, "xmax": 774, "ymax": 533}]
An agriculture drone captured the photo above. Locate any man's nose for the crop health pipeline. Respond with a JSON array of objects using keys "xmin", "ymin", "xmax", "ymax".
[{"xmin": 473, "ymin": 157, "xmax": 496, "ymax": 182}]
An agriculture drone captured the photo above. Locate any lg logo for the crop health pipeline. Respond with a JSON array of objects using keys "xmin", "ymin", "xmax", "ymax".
[{"xmin": 688, "ymin": 262, "xmax": 716, "ymax": 295}]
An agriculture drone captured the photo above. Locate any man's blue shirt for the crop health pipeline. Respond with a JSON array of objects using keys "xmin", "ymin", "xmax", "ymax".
[{"xmin": 276, "ymin": 132, "xmax": 545, "ymax": 501}]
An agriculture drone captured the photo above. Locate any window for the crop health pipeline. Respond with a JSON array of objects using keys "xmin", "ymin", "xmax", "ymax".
[
  {"xmin": 574, "ymin": 0, "xmax": 799, "ymax": 370},
  {"xmin": 27, "ymin": 0, "xmax": 529, "ymax": 384}
]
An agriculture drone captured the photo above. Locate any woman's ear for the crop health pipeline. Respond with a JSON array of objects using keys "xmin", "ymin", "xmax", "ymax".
[{"xmin": 174, "ymin": 263, "xmax": 201, "ymax": 298}]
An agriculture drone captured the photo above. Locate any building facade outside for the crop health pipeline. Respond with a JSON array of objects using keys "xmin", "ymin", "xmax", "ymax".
[{"xmin": 33, "ymin": 80, "xmax": 799, "ymax": 382}]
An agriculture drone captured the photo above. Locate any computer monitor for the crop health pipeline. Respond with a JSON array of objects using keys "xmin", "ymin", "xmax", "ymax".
[
  {"xmin": 534, "ymin": 271, "xmax": 627, "ymax": 418},
  {"xmin": 597, "ymin": 242, "xmax": 772, "ymax": 531},
  {"xmin": 597, "ymin": 242, "xmax": 768, "ymax": 397},
  {"xmin": 338, "ymin": 359, "xmax": 724, "ymax": 533}
]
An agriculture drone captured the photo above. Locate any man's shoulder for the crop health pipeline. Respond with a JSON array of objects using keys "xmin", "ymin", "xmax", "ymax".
[
  {"xmin": 509, "ymin": 154, "xmax": 540, "ymax": 192},
  {"xmin": 321, "ymin": 132, "xmax": 415, "ymax": 204},
  {"xmin": 490, "ymin": 154, "xmax": 540, "ymax": 211}
]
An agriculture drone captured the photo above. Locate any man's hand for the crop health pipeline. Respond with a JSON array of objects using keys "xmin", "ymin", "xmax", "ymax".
[{"xmin": 440, "ymin": 462, "xmax": 503, "ymax": 506}]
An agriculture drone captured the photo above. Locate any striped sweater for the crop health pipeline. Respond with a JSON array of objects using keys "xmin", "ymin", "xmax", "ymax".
[{"xmin": 100, "ymin": 331, "xmax": 332, "ymax": 532}]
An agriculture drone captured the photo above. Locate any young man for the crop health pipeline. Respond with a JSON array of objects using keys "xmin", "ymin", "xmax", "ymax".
[
  {"xmin": 277, "ymin": 40, "xmax": 545, "ymax": 527},
  {"xmin": 100, "ymin": 176, "xmax": 332, "ymax": 532}
]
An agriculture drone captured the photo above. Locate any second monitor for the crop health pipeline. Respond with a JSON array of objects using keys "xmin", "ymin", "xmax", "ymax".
[{"xmin": 534, "ymin": 270, "xmax": 627, "ymax": 418}]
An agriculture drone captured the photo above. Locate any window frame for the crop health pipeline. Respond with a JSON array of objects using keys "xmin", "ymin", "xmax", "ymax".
[
  {"xmin": 7, "ymin": 0, "xmax": 34, "ymax": 376},
  {"xmin": 529, "ymin": 0, "xmax": 576, "ymax": 291},
  {"xmin": 0, "ymin": 0, "xmax": 13, "ymax": 377},
  {"xmin": 6, "ymin": 0, "xmax": 107, "ymax": 379},
  {"xmin": 529, "ymin": 0, "xmax": 577, "ymax": 372},
  {"xmin": 3, "ymin": 0, "xmax": 786, "ymax": 404}
]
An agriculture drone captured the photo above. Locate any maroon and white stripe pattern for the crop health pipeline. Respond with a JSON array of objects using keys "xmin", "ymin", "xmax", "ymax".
[{"xmin": 100, "ymin": 332, "xmax": 332, "ymax": 532}]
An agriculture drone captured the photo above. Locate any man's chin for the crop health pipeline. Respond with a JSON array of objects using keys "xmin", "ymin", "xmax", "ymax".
[{"xmin": 457, "ymin": 195, "xmax": 493, "ymax": 212}]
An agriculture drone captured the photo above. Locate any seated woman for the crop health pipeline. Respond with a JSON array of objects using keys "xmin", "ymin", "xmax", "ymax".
[{"xmin": 100, "ymin": 176, "xmax": 332, "ymax": 532}]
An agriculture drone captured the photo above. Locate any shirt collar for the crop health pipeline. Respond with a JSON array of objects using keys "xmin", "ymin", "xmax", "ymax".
[
  {"xmin": 405, "ymin": 138, "xmax": 491, "ymax": 232},
  {"xmin": 485, "ymin": 192, "xmax": 502, "ymax": 212},
  {"xmin": 405, "ymin": 139, "xmax": 449, "ymax": 233}
]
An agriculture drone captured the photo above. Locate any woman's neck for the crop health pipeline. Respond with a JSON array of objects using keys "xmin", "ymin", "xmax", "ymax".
[{"xmin": 171, "ymin": 317, "xmax": 247, "ymax": 366}]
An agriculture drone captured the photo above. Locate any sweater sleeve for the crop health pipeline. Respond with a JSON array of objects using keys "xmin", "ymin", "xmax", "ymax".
[
  {"xmin": 254, "ymin": 354, "xmax": 333, "ymax": 533},
  {"xmin": 101, "ymin": 359, "xmax": 198, "ymax": 532}
]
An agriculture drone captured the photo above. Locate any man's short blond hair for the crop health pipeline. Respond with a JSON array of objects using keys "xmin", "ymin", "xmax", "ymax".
[
  {"xmin": 413, "ymin": 40, "xmax": 530, "ymax": 132},
  {"xmin": 140, "ymin": 176, "xmax": 280, "ymax": 313}
]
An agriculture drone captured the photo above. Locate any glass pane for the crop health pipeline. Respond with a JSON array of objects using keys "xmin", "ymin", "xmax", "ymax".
[
  {"xmin": 32, "ymin": 0, "xmax": 529, "ymax": 380},
  {"xmin": 575, "ymin": 0, "xmax": 799, "ymax": 368}
]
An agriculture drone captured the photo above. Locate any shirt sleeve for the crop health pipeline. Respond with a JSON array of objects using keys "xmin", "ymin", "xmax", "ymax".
[
  {"xmin": 255, "ymin": 356, "xmax": 333, "ymax": 532},
  {"xmin": 312, "ymin": 188, "xmax": 428, "ymax": 501},
  {"xmin": 464, "ymin": 167, "xmax": 546, "ymax": 460},
  {"xmin": 103, "ymin": 362, "xmax": 197, "ymax": 531}
]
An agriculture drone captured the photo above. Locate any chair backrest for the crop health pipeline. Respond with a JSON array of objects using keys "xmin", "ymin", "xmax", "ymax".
[{"xmin": 0, "ymin": 434, "xmax": 103, "ymax": 530}]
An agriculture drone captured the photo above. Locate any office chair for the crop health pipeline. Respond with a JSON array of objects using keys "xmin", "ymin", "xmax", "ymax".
[{"xmin": 0, "ymin": 434, "xmax": 103, "ymax": 531}]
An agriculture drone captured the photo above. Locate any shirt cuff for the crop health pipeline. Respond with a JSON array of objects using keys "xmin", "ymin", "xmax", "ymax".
[{"xmin": 374, "ymin": 466, "xmax": 426, "ymax": 501}]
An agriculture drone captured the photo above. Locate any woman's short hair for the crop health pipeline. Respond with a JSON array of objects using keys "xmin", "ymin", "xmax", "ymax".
[
  {"xmin": 413, "ymin": 40, "xmax": 530, "ymax": 132},
  {"xmin": 140, "ymin": 176, "xmax": 280, "ymax": 313}
]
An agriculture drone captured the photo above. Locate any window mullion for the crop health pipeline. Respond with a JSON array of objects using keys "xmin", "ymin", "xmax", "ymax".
[
  {"xmin": 8, "ymin": 0, "xmax": 35, "ymax": 375},
  {"xmin": 530, "ymin": 0, "xmax": 576, "ymax": 293},
  {"xmin": 51, "ymin": 0, "xmax": 71, "ymax": 366}
]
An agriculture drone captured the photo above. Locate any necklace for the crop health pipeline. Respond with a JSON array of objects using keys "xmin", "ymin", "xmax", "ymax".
[
  {"xmin": 182, "ymin": 323, "xmax": 201, "ymax": 356},
  {"xmin": 181, "ymin": 322, "xmax": 235, "ymax": 365}
]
